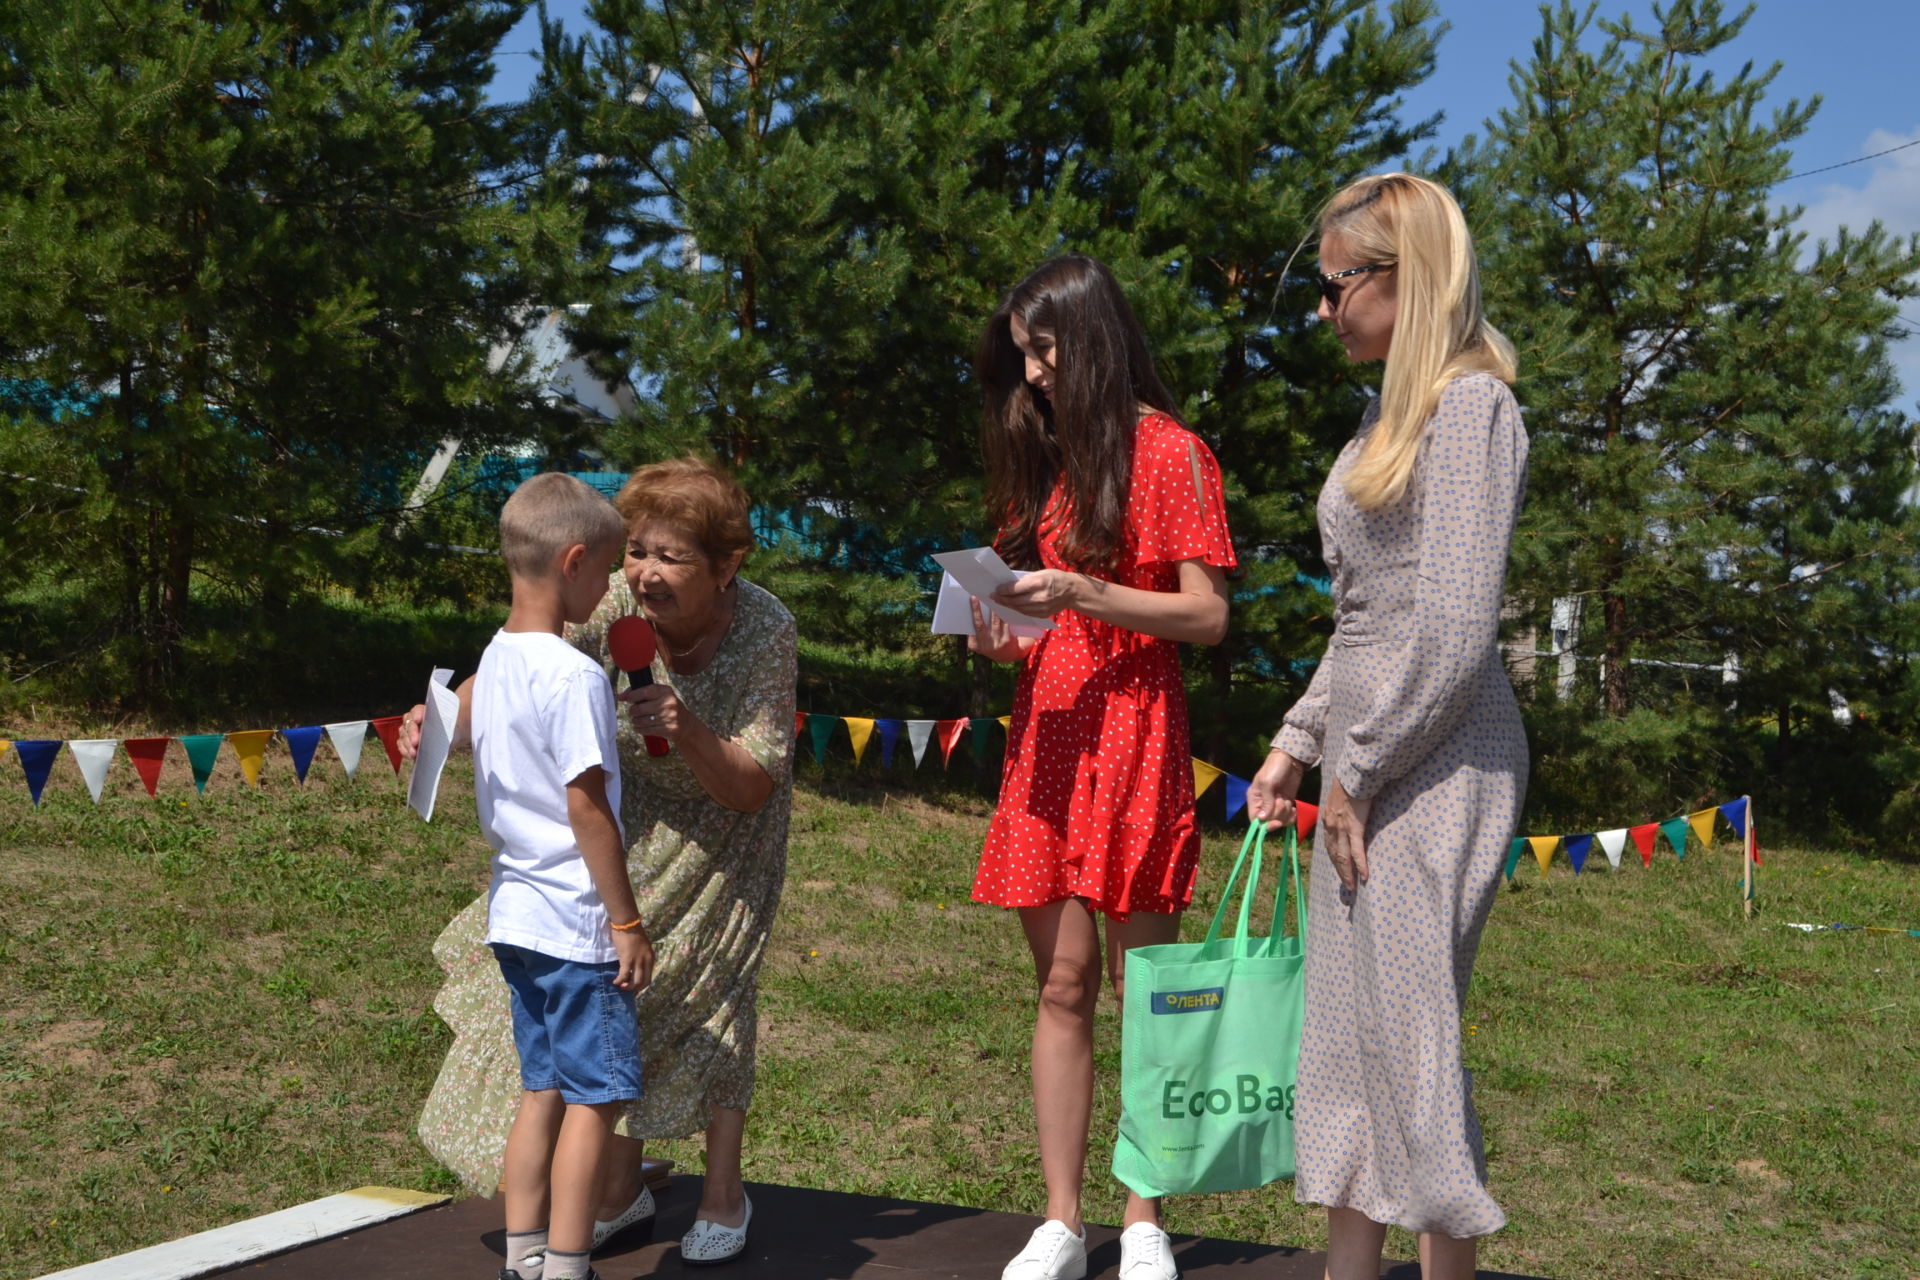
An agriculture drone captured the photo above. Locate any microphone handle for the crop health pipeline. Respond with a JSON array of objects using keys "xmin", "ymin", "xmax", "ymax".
[{"xmin": 622, "ymin": 667, "xmax": 671, "ymax": 757}]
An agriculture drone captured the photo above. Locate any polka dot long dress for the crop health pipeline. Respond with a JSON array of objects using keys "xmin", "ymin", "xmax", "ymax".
[
  {"xmin": 1272, "ymin": 375, "xmax": 1528, "ymax": 1237},
  {"xmin": 972, "ymin": 415, "xmax": 1237, "ymax": 920}
]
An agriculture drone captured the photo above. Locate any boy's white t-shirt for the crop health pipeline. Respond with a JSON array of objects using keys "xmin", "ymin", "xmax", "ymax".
[{"xmin": 473, "ymin": 629, "xmax": 626, "ymax": 964}]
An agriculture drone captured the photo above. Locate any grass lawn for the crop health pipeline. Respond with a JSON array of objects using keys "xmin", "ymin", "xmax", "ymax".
[{"xmin": 1, "ymin": 745, "xmax": 1915, "ymax": 1280}]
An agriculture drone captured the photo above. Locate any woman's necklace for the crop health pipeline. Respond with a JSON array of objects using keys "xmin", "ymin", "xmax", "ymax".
[{"xmin": 662, "ymin": 585, "xmax": 736, "ymax": 664}]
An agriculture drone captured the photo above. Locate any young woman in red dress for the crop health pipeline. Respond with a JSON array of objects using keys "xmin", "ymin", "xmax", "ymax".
[{"xmin": 968, "ymin": 255, "xmax": 1237, "ymax": 1280}]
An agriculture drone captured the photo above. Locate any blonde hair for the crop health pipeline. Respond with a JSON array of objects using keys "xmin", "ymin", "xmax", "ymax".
[
  {"xmin": 1321, "ymin": 173, "xmax": 1516, "ymax": 508},
  {"xmin": 498, "ymin": 472, "xmax": 623, "ymax": 577}
]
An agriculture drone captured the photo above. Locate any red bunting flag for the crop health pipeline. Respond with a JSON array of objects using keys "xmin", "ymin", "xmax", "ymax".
[
  {"xmin": 1629, "ymin": 822, "xmax": 1658, "ymax": 867},
  {"xmin": 936, "ymin": 718, "xmax": 968, "ymax": 766},
  {"xmin": 1296, "ymin": 800, "xmax": 1319, "ymax": 839},
  {"xmin": 369, "ymin": 715, "xmax": 405, "ymax": 776},
  {"xmin": 123, "ymin": 738, "xmax": 170, "ymax": 798},
  {"xmin": 795, "ymin": 711, "xmax": 808, "ymax": 739}
]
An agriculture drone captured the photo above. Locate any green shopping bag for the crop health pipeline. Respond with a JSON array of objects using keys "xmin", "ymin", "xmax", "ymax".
[{"xmin": 1111, "ymin": 820, "xmax": 1305, "ymax": 1197}]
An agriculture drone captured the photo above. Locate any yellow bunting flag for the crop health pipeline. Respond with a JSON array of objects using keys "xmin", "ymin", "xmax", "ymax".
[
  {"xmin": 843, "ymin": 717, "xmax": 875, "ymax": 767},
  {"xmin": 1192, "ymin": 758, "xmax": 1224, "ymax": 800},
  {"xmin": 998, "ymin": 716, "xmax": 1011, "ymax": 732},
  {"xmin": 1687, "ymin": 807, "xmax": 1719, "ymax": 852},
  {"xmin": 1529, "ymin": 835, "xmax": 1561, "ymax": 877},
  {"xmin": 227, "ymin": 730, "xmax": 274, "ymax": 790},
  {"xmin": 1, "ymin": 739, "xmax": 10, "ymax": 761}
]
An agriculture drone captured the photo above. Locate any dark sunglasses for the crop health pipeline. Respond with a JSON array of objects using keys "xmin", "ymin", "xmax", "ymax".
[{"xmin": 1309, "ymin": 262, "xmax": 1391, "ymax": 305}]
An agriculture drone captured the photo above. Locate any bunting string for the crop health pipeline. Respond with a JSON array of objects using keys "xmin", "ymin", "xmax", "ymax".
[
  {"xmin": 3, "ymin": 705, "xmax": 1755, "ymax": 906},
  {"xmin": 0, "ymin": 716, "xmax": 403, "ymax": 805}
]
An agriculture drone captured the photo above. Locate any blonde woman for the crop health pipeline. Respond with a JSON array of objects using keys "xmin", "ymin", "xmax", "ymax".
[{"xmin": 1246, "ymin": 174, "xmax": 1528, "ymax": 1280}]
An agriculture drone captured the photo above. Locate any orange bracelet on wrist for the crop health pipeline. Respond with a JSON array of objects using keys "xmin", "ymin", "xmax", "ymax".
[{"xmin": 610, "ymin": 917, "xmax": 645, "ymax": 933}]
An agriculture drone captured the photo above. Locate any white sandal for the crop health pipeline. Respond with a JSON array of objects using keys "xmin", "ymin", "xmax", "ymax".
[{"xmin": 679, "ymin": 1192, "xmax": 751, "ymax": 1266}]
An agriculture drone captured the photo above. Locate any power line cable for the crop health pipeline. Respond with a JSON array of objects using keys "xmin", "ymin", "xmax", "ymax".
[{"xmin": 1779, "ymin": 136, "xmax": 1920, "ymax": 183}]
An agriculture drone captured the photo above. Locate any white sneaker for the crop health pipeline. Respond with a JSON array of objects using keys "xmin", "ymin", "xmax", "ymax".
[
  {"xmin": 1117, "ymin": 1223, "xmax": 1178, "ymax": 1280},
  {"xmin": 1002, "ymin": 1220, "xmax": 1088, "ymax": 1280}
]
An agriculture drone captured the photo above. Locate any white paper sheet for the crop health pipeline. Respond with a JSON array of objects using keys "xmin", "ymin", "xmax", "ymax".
[
  {"xmin": 929, "ymin": 548, "xmax": 1054, "ymax": 636},
  {"xmin": 406, "ymin": 668, "xmax": 459, "ymax": 822}
]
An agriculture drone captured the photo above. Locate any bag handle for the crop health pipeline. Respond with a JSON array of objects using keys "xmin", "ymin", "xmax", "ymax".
[
  {"xmin": 1266, "ymin": 822, "xmax": 1307, "ymax": 947},
  {"xmin": 1200, "ymin": 819, "xmax": 1265, "ymax": 949},
  {"xmin": 1200, "ymin": 819, "xmax": 1308, "ymax": 954}
]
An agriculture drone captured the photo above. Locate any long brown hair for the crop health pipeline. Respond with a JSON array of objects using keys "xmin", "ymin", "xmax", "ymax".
[{"xmin": 978, "ymin": 255, "xmax": 1181, "ymax": 576}]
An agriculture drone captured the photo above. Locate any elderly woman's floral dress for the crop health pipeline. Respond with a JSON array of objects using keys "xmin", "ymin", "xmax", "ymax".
[{"xmin": 417, "ymin": 576, "xmax": 797, "ymax": 1194}]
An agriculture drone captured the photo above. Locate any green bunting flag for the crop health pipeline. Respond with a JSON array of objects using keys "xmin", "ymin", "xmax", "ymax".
[
  {"xmin": 178, "ymin": 734, "xmax": 224, "ymax": 795},
  {"xmin": 1658, "ymin": 815, "xmax": 1691, "ymax": 860}
]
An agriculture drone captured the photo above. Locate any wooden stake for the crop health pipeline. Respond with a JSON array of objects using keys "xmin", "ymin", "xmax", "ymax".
[{"xmin": 1742, "ymin": 794, "xmax": 1755, "ymax": 920}]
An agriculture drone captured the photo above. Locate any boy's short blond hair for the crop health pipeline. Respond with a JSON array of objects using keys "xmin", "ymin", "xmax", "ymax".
[{"xmin": 499, "ymin": 472, "xmax": 625, "ymax": 577}]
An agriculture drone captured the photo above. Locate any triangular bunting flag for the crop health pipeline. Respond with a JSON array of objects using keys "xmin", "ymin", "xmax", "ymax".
[
  {"xmin": 1224, "ymin": 775, "xmax": 1249, "ymax": 822},
  {"xmin": 875, "ymin": 719, "xmax": 903, "ymax": 768},
  {"xmin": 1717, "ymin": 797, "xmax": 1748, "ymax": 839},
  {"xmin": 1563, "ymin": 833, "xmax": 1594, "ymax": 875},
  {"xmin": 843, "ymin": 717, "xmax": 875, "ymax": 767},
  {"xmin": 68, "ymin": 739, "xmax": 117, "ymax": 805},
  {"xmin": 1596, "ymin": 828, "xmax": 1627, "ymax": 869},
  {"xmin": 1192, "ymin": 758, "xmax": 1224, "ymax": 800},
  {"xmin": 179, "ymin": 733, "xmax": 224, "ymax": 795},
  {"xmin": 1504, "ymin": 837, "xmax": 1525, "ymax": 880},
  {"xmin": 369, "ymin": 715, "xmax": 405, "ymax": 776},
  {"xmin": 998, "ymin": 715, "xmax": 1011, "ymax": 732},
  {"xmin": 1296, "ymin": 800, "xmax": 1319, "ymax": 839},
  {"xmin": 228, "ymin": 729, "xmax": 274, "ymax": 790},
  {"xmin": 1629, "ymin": 823, "xmax": 1659, "ymax": 867},
  {"xmin": 1529, "ymin": 835, "xmax": 1560, "ymax": 877},
  {"xmin": 936, "ymin": 718, "xmax": 968, "ymax": 767},
  {"xmin": 969, "ymin": 717, "xmax": 996, "ymax": 765},
  {"xmin": 12, "ymin": 739, "xmax": 61, "ymax": 805},
  {"xmin": 124, "ymin": 737, "xmax": 170, "ymax": 798},
  {"xmin": 1748, "ymin": 809, "xmax": 1763, "ymax": 867},
  {"xmin": 324, "ymin": 721, "xmax": 368, "ymax": 780},
  {"xmin": 0, "ymin": 740, "xmax": 10, "ymax": 761},
  {"xmin": 280, "ymin": 726, "xmax": 324, "ymax": 784},
  {"xmin": 1687, "ymin": 807, "xmax": 1718, "ymax": 853},
  {"xmin": 1659, "ymin": 816, "xmax": 1690, "ymax": 860},
  {"xmin": 906, "ymin": 719, "xmax": 934, "ymax": 768},
  {"xmin": 808, "ymin": 714, "xmax": 840, "ymax": 764},
  {"xmin": 794, "ymin": 711, "xmax": 808, "ymax": 739}
]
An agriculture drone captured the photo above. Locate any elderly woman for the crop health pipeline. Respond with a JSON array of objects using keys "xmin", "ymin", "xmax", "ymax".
[{"xmin": 409, "ymin": 455, "xmax": 796, "ymax": 1267}]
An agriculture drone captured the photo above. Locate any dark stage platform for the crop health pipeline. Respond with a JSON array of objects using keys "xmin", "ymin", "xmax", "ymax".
[{"xmin": 209, "ymin": 1176, "xmax": 1547, "ymax": 1280}]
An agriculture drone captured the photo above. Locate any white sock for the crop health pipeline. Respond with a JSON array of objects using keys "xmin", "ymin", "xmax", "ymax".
[
  {"xmin": 505, "ymin": 1229, "xmax": 547, "ymax": 1280},
  {"xmin": 543, "ymin": 1247, "xmax": 591, "ymax": 1280}
]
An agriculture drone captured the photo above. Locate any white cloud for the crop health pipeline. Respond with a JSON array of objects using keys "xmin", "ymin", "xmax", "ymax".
[{"xmin": 1792, "ymin": 125, "xmax": 1920, "ymax": 405}]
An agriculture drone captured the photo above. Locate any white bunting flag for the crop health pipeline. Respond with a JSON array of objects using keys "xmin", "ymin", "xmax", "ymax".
[
  {"xmin": 1595, "ymin": 828, "xmax": 1628, "ymax": 870},
  {"xmin": 324, "ymin": 720, "xmax": 369, "ymax": 780},
  {"xmin": 68, "ymin": 739, "xmax": 118, "ymax": 804},
  {"xmin": 906, "ymin": 719, "xmax": 934, "ymax": 769}
]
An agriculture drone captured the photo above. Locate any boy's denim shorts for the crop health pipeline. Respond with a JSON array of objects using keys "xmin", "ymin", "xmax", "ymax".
[{"xmin": 492, "ymin": 943, "xmax": 643, "ymax": 1105}]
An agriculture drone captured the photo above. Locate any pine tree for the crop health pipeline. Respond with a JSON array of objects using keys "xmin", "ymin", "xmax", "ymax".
[
  {"xmin": 536, "ymin": 0, "xmax": 1441, "ymax": 749},
  {"xmin": 1457, "ymin": 0, "xmax": 1920, "ymax": 833},
  {"xmin": 0, "ymin": 0, "xmax": 567, "ymax": 691}
]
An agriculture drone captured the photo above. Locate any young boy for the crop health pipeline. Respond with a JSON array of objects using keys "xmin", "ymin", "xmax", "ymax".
[{"xmin": 476, "ymin": 473, "xmax": 654, "ymax": 1280}]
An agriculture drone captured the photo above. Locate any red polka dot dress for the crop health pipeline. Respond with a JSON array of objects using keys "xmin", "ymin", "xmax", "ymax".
[{"xmin": 972, "ymin": 415, "xmax": 1238, "ymax": 920}]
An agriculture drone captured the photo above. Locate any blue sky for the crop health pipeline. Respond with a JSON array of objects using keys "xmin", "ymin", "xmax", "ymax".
[{"xmin": 486, "ymin": 0, "xmax": 1920, "ymax": 399}]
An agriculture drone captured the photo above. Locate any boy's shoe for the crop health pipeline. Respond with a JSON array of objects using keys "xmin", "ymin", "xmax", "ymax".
[
  {"xmin": 1117, "ymin": 1223, "xmax": 1179, "ymax": 1280},
  {"xmin": 1001, "ymin": 1220, "xmax": 1087, "ymax": 1280},
  {"xmin": 591, "ymin": 1184, "xmax": 657, "ymax": 1251}
]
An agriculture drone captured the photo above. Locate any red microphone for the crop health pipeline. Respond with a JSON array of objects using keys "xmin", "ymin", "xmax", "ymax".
[{"xmin": 607, "ymin": 615, "xmax": 670, "ymax": 757}]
